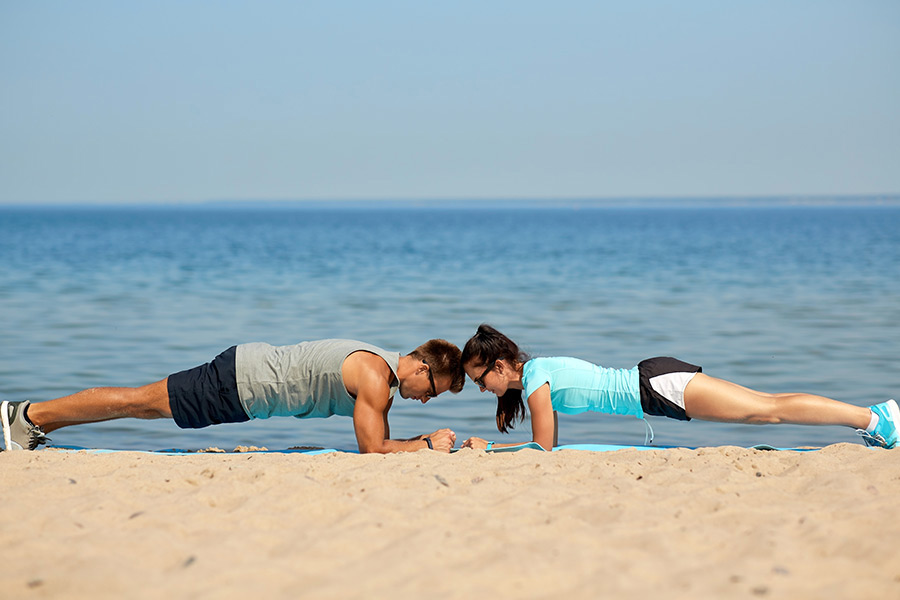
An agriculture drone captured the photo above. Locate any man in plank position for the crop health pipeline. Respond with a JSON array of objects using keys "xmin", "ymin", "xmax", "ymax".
[{"xmin": 2, "ymin": 338, "xmax": 465, "ymax": 453}]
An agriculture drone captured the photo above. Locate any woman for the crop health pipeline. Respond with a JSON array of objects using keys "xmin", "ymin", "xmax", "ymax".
[{"xmin": 459, "ymin": 324, "xmax": 898, "ymax": 451}]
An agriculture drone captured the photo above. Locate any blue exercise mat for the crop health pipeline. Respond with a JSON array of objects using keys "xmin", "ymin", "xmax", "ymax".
[
  {"xmin": 47, "ymin": 442, "xmax": 820, "ymax": 454},
  {"xmin": 49, "ymin": 445, "xmax": 339, "ymax": 455},
  {"xmin": 481, "ymin": 442, "xmax": 820, "ymax": 452}
]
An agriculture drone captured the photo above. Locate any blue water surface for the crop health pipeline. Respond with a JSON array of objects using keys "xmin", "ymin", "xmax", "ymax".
[{"xmin": 1, "ymin": 204, "xmax": 898, "ymax": 450}]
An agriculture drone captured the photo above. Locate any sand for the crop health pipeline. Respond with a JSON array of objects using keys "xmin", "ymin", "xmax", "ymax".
[{"xmin": 2, "ymin": 443, "xmax": 898, "ymax": 599}]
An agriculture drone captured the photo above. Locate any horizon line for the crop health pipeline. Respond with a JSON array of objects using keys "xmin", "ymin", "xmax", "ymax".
[{"xmin": 2, "ymin": 193, "xmax": 899, "ymax": 210}]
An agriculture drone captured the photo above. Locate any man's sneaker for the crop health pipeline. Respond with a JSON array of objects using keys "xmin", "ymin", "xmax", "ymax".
[
  {"xmin": 857, "ymin": 399, "xmax": 900, "ymax": 449},
  {"xmin": 1, "ymin": 400, "xmax": 48, "ymax": 451}
]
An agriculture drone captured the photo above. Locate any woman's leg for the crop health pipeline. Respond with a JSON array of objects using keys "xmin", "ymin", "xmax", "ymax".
[
  {"xmin": 25, "ymin": 379, "xmax": 172, "ymax": 434},
  {"xmin": 682, "ymin": 373, "xmax": 871, "ymax": 429}
]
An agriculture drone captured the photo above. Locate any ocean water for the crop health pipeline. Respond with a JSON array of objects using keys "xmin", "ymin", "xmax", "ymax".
[{"xmin": 1, "ymin": 204, "xmax": 898, "ymax": 451}]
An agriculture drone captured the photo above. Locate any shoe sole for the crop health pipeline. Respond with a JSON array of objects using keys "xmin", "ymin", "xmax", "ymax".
[
  {"xmin": 1, "ymin": 401, "xmax": 25, "ymax": 451},
  {"xmin": 884, "ymin": 399, "xmax": 900, "ymax": 448},
  {"xmin": 1, "ymin": 400, "xmax": 12, "ymax": 451}
]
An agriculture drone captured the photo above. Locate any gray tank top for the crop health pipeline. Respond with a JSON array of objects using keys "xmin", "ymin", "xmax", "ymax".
[{"xmin": 235, "ymin": 340, "xmax": 400, "ymax": 420}]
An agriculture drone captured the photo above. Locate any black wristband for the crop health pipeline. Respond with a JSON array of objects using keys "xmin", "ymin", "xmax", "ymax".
[{"xmin": 423, "ymin": 437, "xmax": 433, "ymax": 450}]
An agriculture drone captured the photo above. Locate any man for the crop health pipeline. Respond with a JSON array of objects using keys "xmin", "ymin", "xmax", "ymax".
[{"xmin": 2, "ymin": 338, "xmax": 465, "ymax": 453}]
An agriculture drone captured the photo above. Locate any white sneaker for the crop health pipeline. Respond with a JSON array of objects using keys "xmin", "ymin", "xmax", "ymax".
[{"xmin": 1, "ymin": 400, "xmax": 48, "ymax": 451}]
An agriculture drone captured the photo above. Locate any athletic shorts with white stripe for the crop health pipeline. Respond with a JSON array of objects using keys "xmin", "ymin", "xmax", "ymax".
[{"xmin": 637, "ymin": 357, "xmax": 702, "ymax": 421}]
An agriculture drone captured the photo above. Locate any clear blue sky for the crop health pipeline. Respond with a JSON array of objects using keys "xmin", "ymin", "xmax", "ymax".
[{"xmin": 1, "ymin": 1, "xmax": 898, "ymax": 205}]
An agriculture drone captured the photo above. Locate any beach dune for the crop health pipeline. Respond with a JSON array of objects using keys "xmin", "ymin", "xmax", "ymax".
[{"xmin": 2, "ymin": 443, "xmax": 898, "ymax": 599}]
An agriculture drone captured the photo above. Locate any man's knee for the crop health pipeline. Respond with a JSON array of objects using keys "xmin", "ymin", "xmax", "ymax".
[{"xmin": 130, "ymin": 379, "xmax": 172, "ymax": 419}]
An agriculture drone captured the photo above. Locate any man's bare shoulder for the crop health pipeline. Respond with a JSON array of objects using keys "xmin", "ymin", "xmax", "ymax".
[{"xmin": 342, "ymin": 350, "xmax": 394, "ymax": 399}]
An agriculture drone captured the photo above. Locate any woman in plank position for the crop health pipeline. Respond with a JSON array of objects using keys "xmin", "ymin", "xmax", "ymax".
[{"xmin": 459, "ymin": 324, "xmax": 898, "ymax": 451}]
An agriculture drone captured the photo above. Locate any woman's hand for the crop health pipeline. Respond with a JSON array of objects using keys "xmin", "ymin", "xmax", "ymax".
[{"xmin": 460, "ymin": 436, "xmax": 489, "ymax": 450}]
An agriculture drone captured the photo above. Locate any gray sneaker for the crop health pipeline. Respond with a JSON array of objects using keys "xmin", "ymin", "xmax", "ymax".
[{"xmin": 1, "ymin": 401, "xmax": 48, "ymax": 451}]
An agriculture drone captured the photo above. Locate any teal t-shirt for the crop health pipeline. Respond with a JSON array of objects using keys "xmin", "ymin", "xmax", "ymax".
[{"xmin": 521, "ymin": 357, "xmax": 643, "ymax": 417}]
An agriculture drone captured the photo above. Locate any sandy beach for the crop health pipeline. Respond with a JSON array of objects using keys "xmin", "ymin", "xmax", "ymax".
[{"xmin": 2, "ymin": 443, "xmax": 898, "ymax": 599}]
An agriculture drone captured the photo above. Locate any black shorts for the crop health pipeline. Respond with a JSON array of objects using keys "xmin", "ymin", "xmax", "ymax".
[
  {"xmin": 638, "ymin": 356, "xmax": 702, "ymax": 421},
  {"xmin": 167, "ymin": 346, "xmax": 250, "ymax": 429}
]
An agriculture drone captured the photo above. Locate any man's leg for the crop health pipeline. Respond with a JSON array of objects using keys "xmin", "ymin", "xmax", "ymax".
[{"xmin": 25, "ymin": 379, "xmax": 172, "ymax": 434}]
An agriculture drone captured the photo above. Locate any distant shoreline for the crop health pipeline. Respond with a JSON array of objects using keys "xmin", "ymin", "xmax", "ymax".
[{"xmin": 3, "ymin": 194, "xmax": 900, "ymax": 211}]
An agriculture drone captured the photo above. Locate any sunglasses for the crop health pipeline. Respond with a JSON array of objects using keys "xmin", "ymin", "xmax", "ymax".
[
  {"xmin": 422, "ymin": 359, "xmax": 437, "ymax": 398},
  {"xmin": 472, "ymin": 360, "xmax": 497, "ymax": 388}
]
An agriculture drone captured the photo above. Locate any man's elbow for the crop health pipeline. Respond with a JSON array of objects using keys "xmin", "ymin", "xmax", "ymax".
[{"xmin": 358, "ymin": 441, "xmax": 391, "ymax": 454}]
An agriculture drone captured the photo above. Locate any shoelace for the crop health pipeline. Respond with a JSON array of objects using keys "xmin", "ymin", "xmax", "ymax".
[
  {"xmin": 856, "ymin": 428, "xmax": 885, "ymax": 448},
  {"xmin": 642, "ymin": 418, "xmax": 654, "ymax": 446},
  {"xmin": 26, "ymin": 426, "xmax": 49, "ymax": 450}
]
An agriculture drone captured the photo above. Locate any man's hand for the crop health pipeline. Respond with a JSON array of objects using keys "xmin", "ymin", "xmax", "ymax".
[
  {"xmin": 425, "ymin": 428, "xmax": 457, "ymax": 452},
  {"xmin": 460, "ymin": 436, "xmax": 488, "ymax": 450}
]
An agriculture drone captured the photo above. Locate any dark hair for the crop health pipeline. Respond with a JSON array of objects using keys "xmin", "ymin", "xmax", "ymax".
[
  {"xmin": 461, "ymin": 324, "xmax": 530, "ymax": 433},
  {"xmin": 408, "ymin": 339, "xmax": 465, "ymax": 393}
]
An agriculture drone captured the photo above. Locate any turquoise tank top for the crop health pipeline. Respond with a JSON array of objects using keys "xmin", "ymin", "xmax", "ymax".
[{"xmin": 521, "ymin": 357, "xmax": 643, "ymax": 417}]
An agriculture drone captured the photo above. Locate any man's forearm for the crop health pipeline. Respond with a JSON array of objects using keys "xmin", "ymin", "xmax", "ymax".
[{"xmin": 359, "ymin": 437, "xmax": 431, "ymax": 454}]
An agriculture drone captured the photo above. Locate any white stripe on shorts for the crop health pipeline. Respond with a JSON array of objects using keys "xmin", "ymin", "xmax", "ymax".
[{"xmin": 648, "ymin": 372, "xmax": 698, "ymax": 410}]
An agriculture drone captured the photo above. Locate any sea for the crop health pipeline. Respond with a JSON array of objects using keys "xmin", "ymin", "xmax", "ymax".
[{"xmin": 2, "ymin": 200, "xmax": 898, "ymax": 451}]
